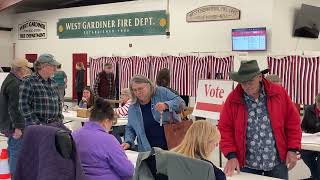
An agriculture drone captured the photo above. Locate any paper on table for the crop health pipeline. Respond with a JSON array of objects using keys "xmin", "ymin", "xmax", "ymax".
[
  {"xmin": 126, "ymin": 150, "xmax": 139, "ymax": 167},
  {"xmin": 302, "ymin": 133, "xmax": 320, "ymax": 144}
]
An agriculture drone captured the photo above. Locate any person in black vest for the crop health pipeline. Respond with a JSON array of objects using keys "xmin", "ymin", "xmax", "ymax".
[
  {"xmin": 301, "ymin": 93, "xmax": 320, "ymax": 180},
  {"xmin": 93, "ymin": 63, "xmax": 115, "ymax": 100},
  {"xmin": 0, "ymin": 58, "xmax": 32, "ymax": 176},
  {"xmin": 75, "ymin": 62, "xmax": 85, "ymax": 105}
]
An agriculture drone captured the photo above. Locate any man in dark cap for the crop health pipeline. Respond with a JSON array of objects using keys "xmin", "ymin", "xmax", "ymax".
[
  {"xmin": 19, "ymin": 53, "xmax": 65, "ymax": 127},
  {"xmin": 218, "ymin": 60, "xmax": 301, "ymax": 179}
]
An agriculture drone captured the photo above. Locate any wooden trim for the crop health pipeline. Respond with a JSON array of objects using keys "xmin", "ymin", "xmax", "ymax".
[{"xmin": 0, "ymin": 0, "xmax": 23, "ymax": 11}]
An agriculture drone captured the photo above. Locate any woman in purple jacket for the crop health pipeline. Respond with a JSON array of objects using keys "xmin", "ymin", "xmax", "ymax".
[{"xmin": 72, "ymin": 98, "xmax": 134, "ymax": 180}]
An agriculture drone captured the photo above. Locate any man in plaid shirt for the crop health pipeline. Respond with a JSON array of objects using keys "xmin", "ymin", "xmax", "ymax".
[
  {"xmin": 93, "ymin": 63, "xmax": 115, "ymax": 99},
  {"xmin": 19, "ymin": 54, "xmax": 64, "ymax": 126}
]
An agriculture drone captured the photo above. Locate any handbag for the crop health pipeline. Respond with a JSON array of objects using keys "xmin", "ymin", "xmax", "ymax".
[{"xmin": 163, "ymin": 110, "xmax": 193, "ymax": 150}]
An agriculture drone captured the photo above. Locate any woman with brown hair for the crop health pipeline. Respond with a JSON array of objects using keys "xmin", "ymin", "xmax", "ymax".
[
  {"xmin": 75, "ymin": 62, "xmax": 85, "ymax": 104},
  {"xmin": 172, "ymin": 121, "xmax": 226, "ymax": 180},
  {"xmin": 72, "ymin": 98, "xmax": 134, "ymax": 180},
  {"xmin": 79, "ymin": 87, "xmax": 95, "ymax": 109}
]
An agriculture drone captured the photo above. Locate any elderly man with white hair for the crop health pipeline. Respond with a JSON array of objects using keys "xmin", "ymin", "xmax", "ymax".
[{"xmin": 0, "ymin": 58, "xmax": 32, "ymax": 175}]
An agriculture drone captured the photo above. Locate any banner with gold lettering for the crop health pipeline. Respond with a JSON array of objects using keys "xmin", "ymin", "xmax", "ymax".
[{"xmin": 57, "ymin": 10, "xmax": 168, "ymax": 39}]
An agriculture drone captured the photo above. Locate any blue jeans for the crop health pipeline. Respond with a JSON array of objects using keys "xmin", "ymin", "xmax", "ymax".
[
  {"xmin": 7, "ymin": 136, "xmax": 23, "ymax": 175},
  {"xmin": 301, "ymin": 150, "xmax": 320, "ymax": 180},
  {"xmin": 241, "ymin": 163, "xmax": 288, "ymax": 180}
]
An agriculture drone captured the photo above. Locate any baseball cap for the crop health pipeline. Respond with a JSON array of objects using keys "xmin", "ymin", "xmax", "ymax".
[
  {"xmin": 36, "ymin": 53, "xmax": 61, "ymax": 66},
  {"xmin": 12, "ymin": 58, "xmax": 33, "ymax": 68}
]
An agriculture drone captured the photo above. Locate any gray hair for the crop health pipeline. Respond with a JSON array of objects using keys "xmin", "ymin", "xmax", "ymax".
[
  {"xmin": 265, "ymin": 74, "xmax": 281, "ymax": 83},
  {"xmin": 121, "ymin": 88, "xmax": 131, "ymax": 98},
  {"xmin": 129, "ymin": 75, "xmax": 155, "ymax": 104}
]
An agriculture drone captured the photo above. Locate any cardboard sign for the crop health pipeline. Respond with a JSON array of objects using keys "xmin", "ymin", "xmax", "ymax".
[{"xmin": 192, "ymin": 80, "xmax": 233, "ymax": 120}]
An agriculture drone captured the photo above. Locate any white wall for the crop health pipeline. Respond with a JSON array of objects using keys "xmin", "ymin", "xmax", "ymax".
[
  {"xmin": 0, "ymin": 11, "xmax": 13, "ymax": 66},
  {"xmin": 11, "ymin": 0, "xmax": 320, "ymax": 97}
]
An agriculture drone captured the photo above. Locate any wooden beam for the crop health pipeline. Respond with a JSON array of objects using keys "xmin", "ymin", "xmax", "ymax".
[
  {"xmin": 0, "ymin": 0, "xmax": 23, "ymax": 11},
  {"xmin": 0, "ymin": 27, "xmax": 12, "ymax": 31}
]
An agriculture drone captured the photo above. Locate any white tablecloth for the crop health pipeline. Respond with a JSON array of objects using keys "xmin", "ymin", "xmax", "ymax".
[
  {"xmin": 302, "ymin": 133, "xmax": 320, "ymax": 152},
  {"xmin": 63, "ymin": 111, "xmax": 128, "ymax": 126}
]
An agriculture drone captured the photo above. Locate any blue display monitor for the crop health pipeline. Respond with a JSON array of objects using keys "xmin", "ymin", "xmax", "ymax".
[{"xmin": 232, "ymin": 27, "xmax": 267, "ymax": 51}]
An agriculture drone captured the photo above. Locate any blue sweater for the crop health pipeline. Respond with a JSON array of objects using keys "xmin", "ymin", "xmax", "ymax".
[{"xmin": 125, "ymin": 86, "xmax": 185, "ymax": 152}]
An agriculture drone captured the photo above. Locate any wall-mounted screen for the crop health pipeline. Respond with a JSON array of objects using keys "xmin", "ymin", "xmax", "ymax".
[
  {"xmin": 232, "ymin": 27, "xmax": 267, "ymax": 51},
  {"xmin": 293, "ymin": 4, "xmax": 320, "ymax": 38}
]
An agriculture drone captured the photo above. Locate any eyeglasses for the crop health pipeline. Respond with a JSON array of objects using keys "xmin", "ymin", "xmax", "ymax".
[
  {"xmin": 240, "ymin": 75, "xmax": 259, "ymax": 86},
  {"xmin": 132, "ymin": 85, "xmax": 148, "ymax": 93}
]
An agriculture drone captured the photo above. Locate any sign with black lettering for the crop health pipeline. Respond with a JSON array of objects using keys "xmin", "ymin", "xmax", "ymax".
[
  {"xmin": 18, "ymin": 20, "xmax": 47, "ymax": 40},
  {"xmin": 186, "ymin": 5, "xmax": 240, "ymax": 22},
  {"xmin": 57, "ymin": 10, "xmax": 168, "ymax": 39}
]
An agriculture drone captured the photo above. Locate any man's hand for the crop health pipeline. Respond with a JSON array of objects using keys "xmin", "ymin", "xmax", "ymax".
[
  {"xmin": 286, "ymin": 151, "xmax": 298, "ymax": 170},
  {"xmin": 155, "ymin": 102, "xmax": 168, "ymax": 112},
  {"xmin": 121, "ymin": 143, "xmax": 130, "ymax": 150},
  {"xmin": 224, "ymin": 158, "xmax": 240, "ymax": 176},
  {"xmin": 13, "ymin": 128, "xmax": 23, "ymax": 139}
]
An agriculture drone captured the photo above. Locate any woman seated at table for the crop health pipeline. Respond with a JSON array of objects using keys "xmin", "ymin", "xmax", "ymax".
[
  {"xmin": 121, "ymin": 75, "xmax": 185, "ymax": 152},
  {"xmin": 72, "ymin": 98, "xmax": 134, "ymax": 180},
  {"xmin": 112, "ymin": 88, "xmax": 132, "ymax": 143},
  {"xmin": 114, "ymin": 88, "xmax": 132, "ymax": 117},
  {"xmin": 79, "ymin": 87, "xmax": 95, "ymax": 109},
  {"xmin": 301, "ymin": 93, "xmax": 320, "ymax": 180},
  {"xmin": 172, "ymin": 120, "xmax": 226, "ymax": 180}
]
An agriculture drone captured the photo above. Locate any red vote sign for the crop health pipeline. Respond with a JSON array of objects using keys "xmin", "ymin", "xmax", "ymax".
[{"xmin": 193, "ymin": 80, "xmax": 233, "ymax": 120}]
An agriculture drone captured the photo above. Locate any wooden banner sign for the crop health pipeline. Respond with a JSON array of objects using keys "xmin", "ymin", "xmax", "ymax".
[{"xmin": 186, "ymin": 5, "xmax": 240, "ymax": 22}]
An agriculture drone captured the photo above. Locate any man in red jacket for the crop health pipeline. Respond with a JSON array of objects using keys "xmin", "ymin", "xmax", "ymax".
[{"xmin": 218, "ymin": 60, "xmax": 301, "ymax": 179}]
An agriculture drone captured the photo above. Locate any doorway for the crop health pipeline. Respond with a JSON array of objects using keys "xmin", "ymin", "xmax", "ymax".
[{"xmin": 72, "ymin": 53, "xmax": 87, "ymax": 100}]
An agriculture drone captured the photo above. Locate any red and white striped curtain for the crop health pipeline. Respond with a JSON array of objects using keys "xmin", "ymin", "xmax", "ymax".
[
  {"xmin": 90, "ymin": 55, "xmax": 234, "ymax": 97},
  {"xmin": 189, "ymin": 56, "xmax": 207, "ymax": 96},
  {"xmin": 132, "ymin": 56, "xmax": 152, "ymax": 78},
  {"xmin": 150, "ymin": 56, "xmax": 170, "ymax": 82},
  {"xmin": 267, "ymin": 55, "xmax": 320, "ymax": 105},
  {"xmin": 267, "ymin": 56, "xmax": 296, "ymax": 101},
  {"xmin": 293, "ymin": 56, "xmax": 320, "ymax": 105},
  {"xmin": 118, "ymin": 57, "xmax": 133, "ymax": 90},
  {"xmin": 170, "ymin": 56, "xmax": 190, "ymax": 96}
]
